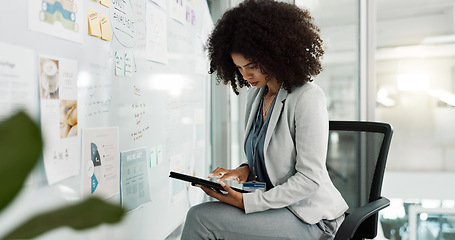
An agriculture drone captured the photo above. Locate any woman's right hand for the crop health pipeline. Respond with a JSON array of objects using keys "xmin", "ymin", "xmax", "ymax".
[{"xmin": 208, "ymin": 164, "xmax": 250, "ymax": 183}]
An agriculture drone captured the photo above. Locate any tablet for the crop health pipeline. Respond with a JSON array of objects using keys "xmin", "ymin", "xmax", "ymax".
[{"xmin": 169, "ymin": 171, "xmax": 249, "ymax": 193}]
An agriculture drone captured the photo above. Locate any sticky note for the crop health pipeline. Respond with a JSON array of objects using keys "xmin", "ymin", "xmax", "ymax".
[
  {"xmin": 115, "ymin": 52, "xmax": 125, "ymax": 77},
  {"xmin": 150, "ymin": 146, "xmax": 157, "ymax": 168},
  {"xmin": 157, "ymin": 145, "xmax": 163, "ymax": 165},
  {"xmin": 88, "ymin": 8, "xmax": 101, "ymax": 37},
  {"xmin": 124, "ymin": 53, "xmax": 133, "ymax": 77},
  {"xmin": 100, "ymin": 13, "xmax": 112, "ymax": 41},
  {"xmin": 100, "ymin": 0, "xmax": 111, "ymax": 7}
]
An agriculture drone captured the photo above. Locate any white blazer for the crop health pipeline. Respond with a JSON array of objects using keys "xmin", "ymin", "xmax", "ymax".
[{"xmin": 242, "ymin": 82, "xmax": 348, "ymax": 224}]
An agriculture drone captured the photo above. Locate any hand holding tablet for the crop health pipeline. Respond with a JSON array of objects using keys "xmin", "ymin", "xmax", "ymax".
[{"xmin": 169, "ymin": 171, "xmax": 249, "ymax": 193}]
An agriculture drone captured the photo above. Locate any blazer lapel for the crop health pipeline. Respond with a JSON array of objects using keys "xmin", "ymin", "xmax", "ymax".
[{"xmin": 264, "ymin": 87, "xmax": 288, "ymax": 154}]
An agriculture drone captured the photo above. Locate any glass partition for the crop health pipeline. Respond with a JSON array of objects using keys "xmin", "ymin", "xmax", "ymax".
[{"xmin": 302, "ymin": 0, "xmax": 361, "ymax": 120}]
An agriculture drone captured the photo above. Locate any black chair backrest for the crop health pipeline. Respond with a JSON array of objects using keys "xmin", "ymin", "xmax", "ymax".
[{"xmin": 328, "ymin": 121, "xmax": 393, "ymax": 239}]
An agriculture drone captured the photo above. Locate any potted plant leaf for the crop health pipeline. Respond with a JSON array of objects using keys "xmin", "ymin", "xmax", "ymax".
[{"xmin": 0, "ymin": 112, "xmax": 125, "ymax": 240}]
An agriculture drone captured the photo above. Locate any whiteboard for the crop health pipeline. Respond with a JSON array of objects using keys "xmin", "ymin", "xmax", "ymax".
[{"xmin": 0, "ymin": 0, "xmax": 212, "ymax": 239}]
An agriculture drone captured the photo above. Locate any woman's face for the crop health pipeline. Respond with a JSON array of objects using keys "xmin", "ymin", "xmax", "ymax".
[{"xmin": 231, "ymin": 53, "xmax": 270, "ymax": 88}]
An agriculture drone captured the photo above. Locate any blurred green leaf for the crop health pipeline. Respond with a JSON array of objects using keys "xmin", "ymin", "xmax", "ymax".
[
  {"xmin": 0, "ymin": 112, "xmax": 42, "ymax": 212},
  {"xmin": 0, "ymin": 112, "xmax": 125, "ymax": 239},
  {"xmin": 2, "ymin": 197, "xmax": 125, "ymax": 240}
]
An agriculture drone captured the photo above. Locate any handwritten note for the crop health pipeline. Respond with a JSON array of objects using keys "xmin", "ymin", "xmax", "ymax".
[
  {"xmin": 130, "ymin": 102, "xmax": 151, "ymax": 141},
  {"xmin": 112, "ymin": 0, "xmax": 136, "ymax": 47}
]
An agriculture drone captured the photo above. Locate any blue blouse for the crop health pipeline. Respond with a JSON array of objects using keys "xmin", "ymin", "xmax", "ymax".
[{"xmin": 244, "ymin": 91, "xmax": 277, "ymax": 191}]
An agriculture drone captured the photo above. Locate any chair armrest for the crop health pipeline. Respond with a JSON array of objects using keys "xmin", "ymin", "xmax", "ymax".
[{"xmin": 334, "ymin": 197, "xmax": 390, "ymax": 240}]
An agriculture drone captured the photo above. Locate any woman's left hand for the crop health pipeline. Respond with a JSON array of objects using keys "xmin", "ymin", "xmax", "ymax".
[{"xmin": 198, "ymin": 181, "xmax": 244, "ymax": 210}]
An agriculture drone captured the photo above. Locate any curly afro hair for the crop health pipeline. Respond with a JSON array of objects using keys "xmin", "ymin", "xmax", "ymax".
[{"xmin": 206, "ymin": 0, "xmax": 324, "ymax": 95}]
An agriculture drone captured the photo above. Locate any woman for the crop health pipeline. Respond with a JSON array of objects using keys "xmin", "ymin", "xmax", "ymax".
[{"xmin": 181, "ymin": 0, "xmax": 348, "ymax": 239}]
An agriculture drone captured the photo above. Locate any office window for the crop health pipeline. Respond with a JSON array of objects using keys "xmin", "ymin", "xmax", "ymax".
[
  {"xmin": 301, "ymin": 0, "xmax": 364, "ymax": 209},
  {"xmin": 376, "ymin": 0, "xmax": 455, "ymax": 239},
  {"xmin": 375, "ymin": 0, "xmax": 455, "ymax": 172},
  {"xmin": 301, "ymin": 0, "xmax": 361, "ymax": 121}
]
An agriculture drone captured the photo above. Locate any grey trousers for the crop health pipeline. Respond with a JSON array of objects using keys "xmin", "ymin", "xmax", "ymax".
[{"xmin": 181, "ymin": 201, "xmax": 344, "ymax": 240}]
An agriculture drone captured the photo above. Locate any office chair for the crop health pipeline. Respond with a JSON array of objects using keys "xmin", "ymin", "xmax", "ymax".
[{"xmin": 327, "ymin": 121, "xmax": 393, "ymax": 240}]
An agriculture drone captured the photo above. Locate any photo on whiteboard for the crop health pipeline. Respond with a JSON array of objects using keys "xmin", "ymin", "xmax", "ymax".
[
  {"xmin": 60, "ymin": 99, "xmax": 77, "ymax": 138},
  {"xmin": 28, "ymin": 0, "xmax": 84, "ymax": 42},
  {"xmin": 39, "ymin": 58, "xmax": 60, "ymax": 99},
  {"xmin": 40, "ymin": 0, "xmax": 79, "ymax": 32}
]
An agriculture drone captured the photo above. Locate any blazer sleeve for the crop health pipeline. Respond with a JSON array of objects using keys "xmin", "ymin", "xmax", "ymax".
[{"xmin": 243, "ymin": 84, "xmax": 330, "ymax": 214}]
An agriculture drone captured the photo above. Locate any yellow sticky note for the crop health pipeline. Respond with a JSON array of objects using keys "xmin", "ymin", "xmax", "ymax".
[
  {"xmin": 100, "ymin": 13, "xmax": 112, "ymax": 41},
  {"xmin": 100, "ymin": 0, "xmax": 110, "ymax": 8},
  {"xmin": 88, "ymin": 7, "xmax": 101, "ymax": 37}
]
